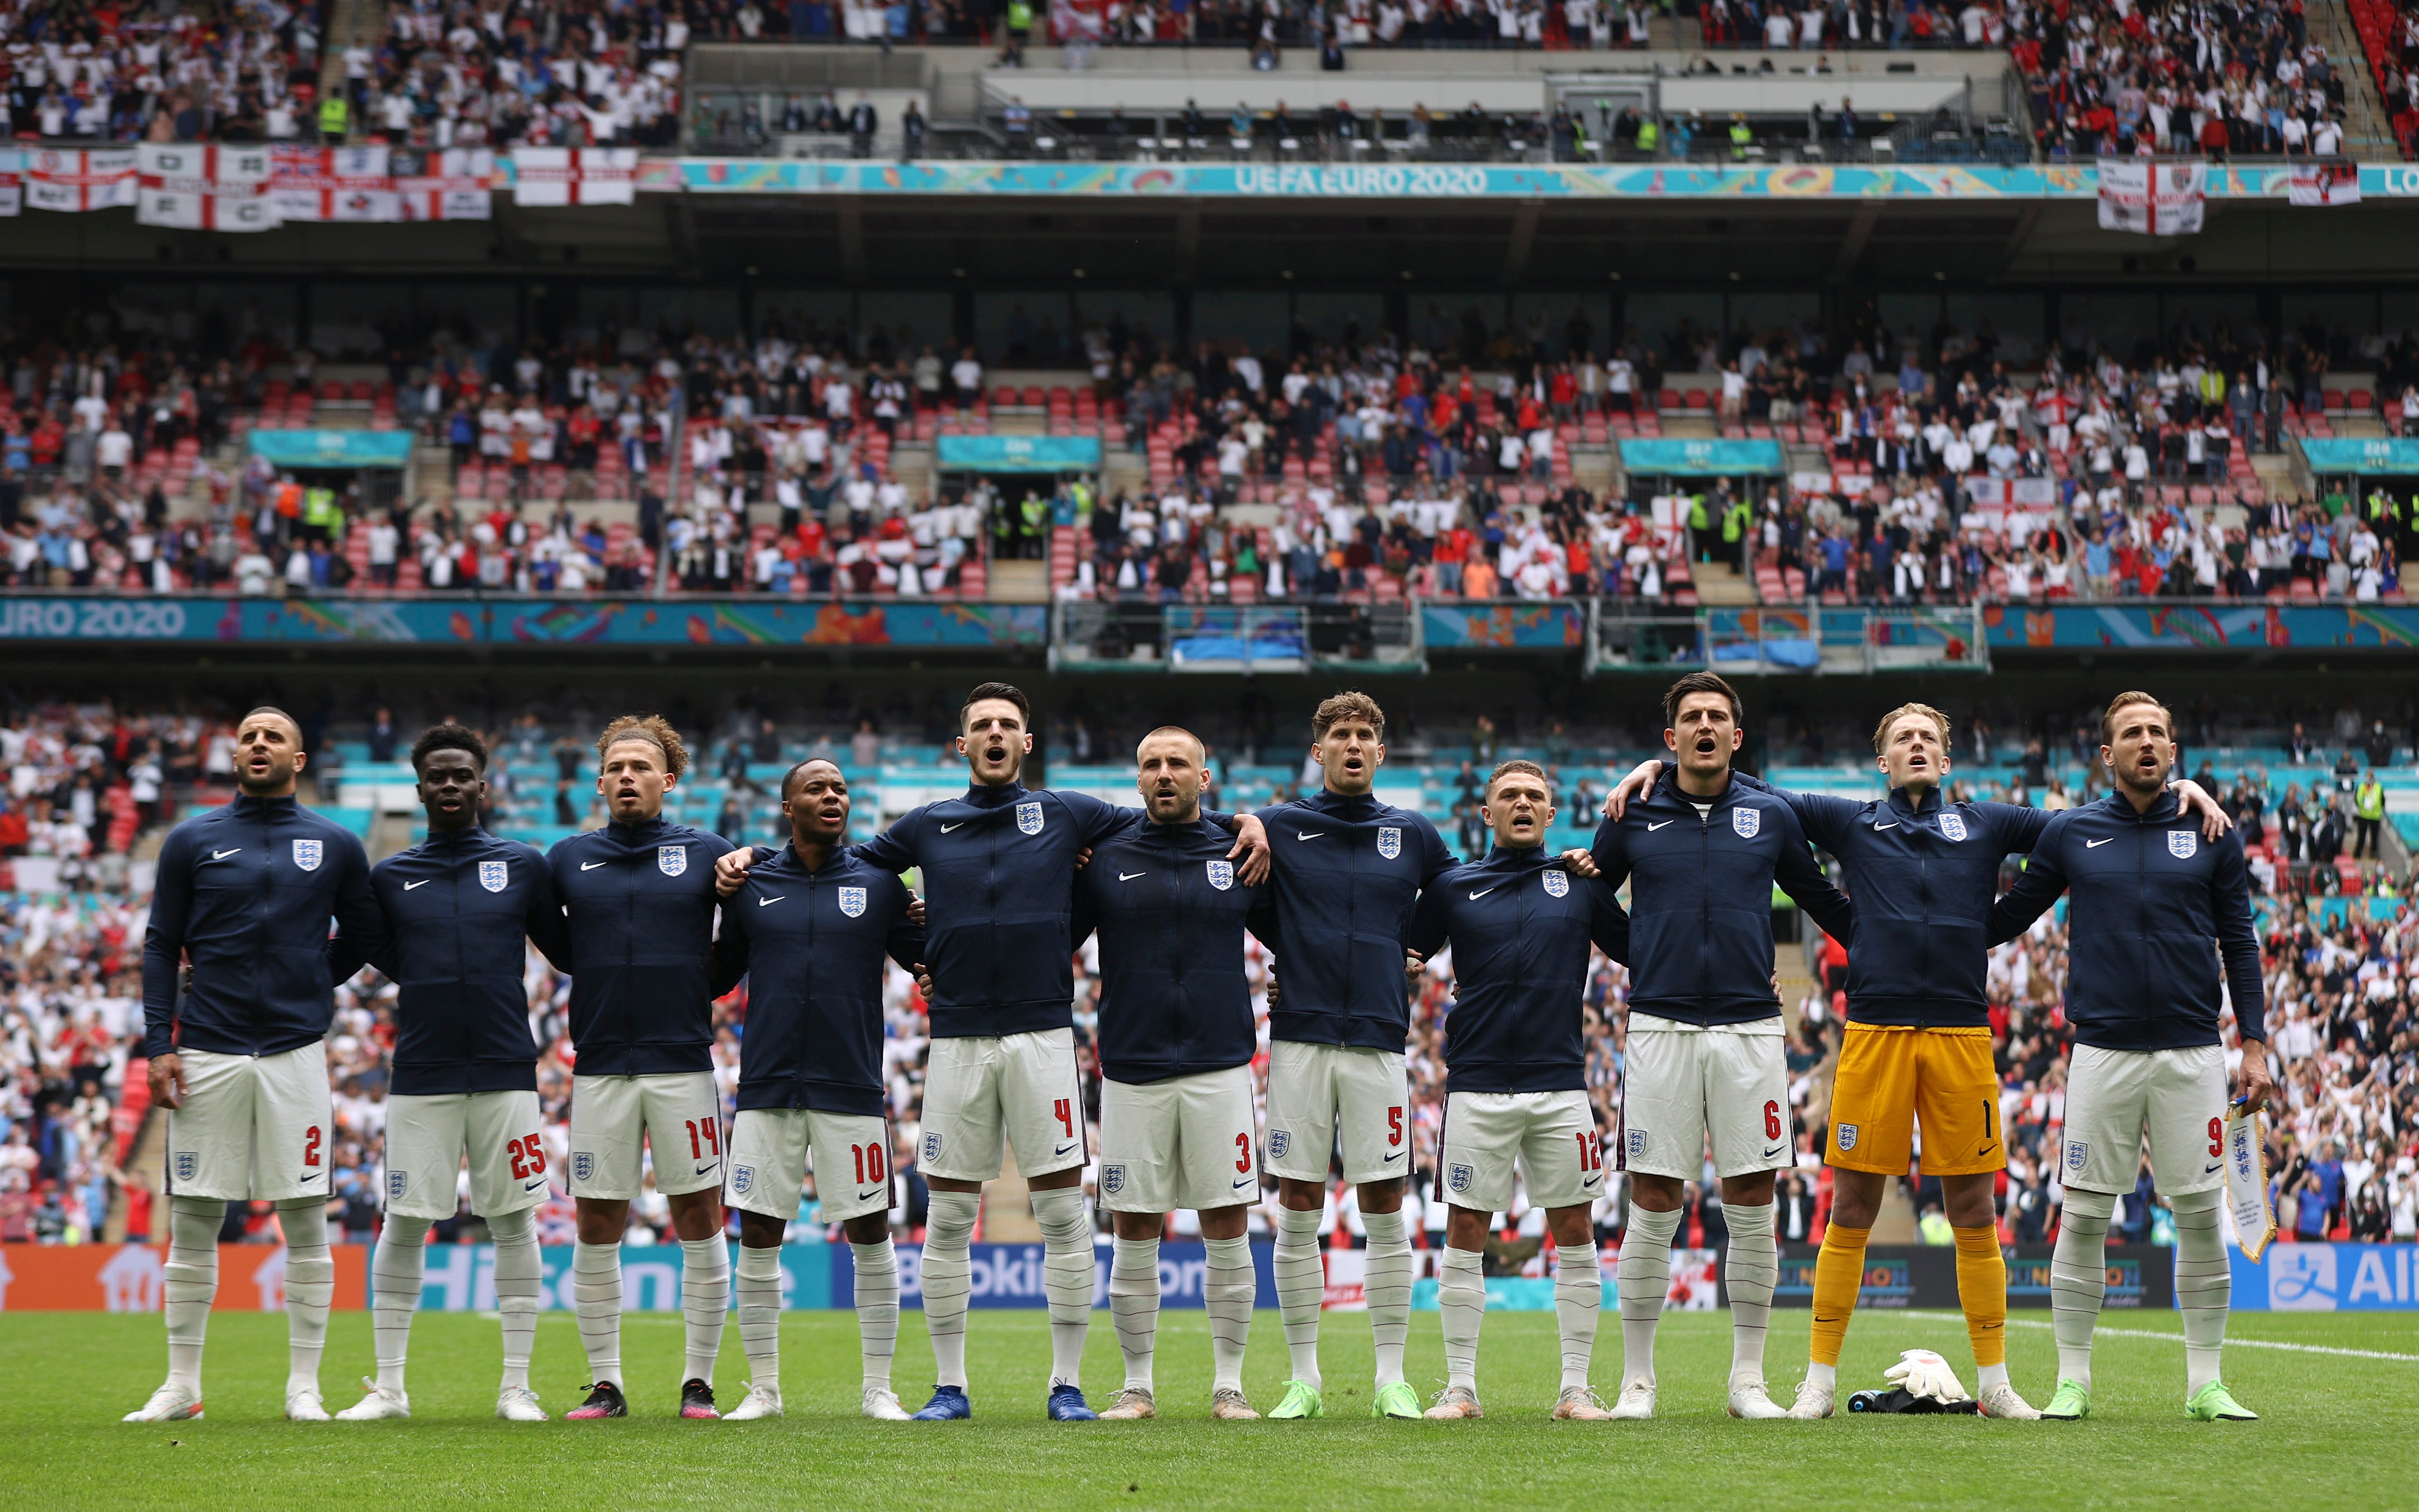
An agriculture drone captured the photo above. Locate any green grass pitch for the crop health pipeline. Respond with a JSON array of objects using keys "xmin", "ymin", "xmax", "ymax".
[{"xmin": 8, "ymin": 1307, "xmax": 2414, "ymax": 1510}]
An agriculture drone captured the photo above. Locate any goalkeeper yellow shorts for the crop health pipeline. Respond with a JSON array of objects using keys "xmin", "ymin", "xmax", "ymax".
[{"xmin": 1825, "ymin": 1024, "xmax": 2004, "ymax": 1177}]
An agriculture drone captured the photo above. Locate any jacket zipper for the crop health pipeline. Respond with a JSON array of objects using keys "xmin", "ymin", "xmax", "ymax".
[{"xmin": 1698, "ymin": 803, "xmax": 1712, "ymax": 1020}]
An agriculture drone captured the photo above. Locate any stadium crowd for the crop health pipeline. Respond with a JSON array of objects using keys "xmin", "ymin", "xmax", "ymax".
[
  {"xmin": 0, "ymin": 0, "xmax": 326, "ymax": 145},
  {"xmin": 3, "ymin": 692, "xmax": 2416, "ymax": 1257}
]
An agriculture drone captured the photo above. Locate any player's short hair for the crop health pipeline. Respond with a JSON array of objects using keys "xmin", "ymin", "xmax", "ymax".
[
  {"xmin": 961, "ymin": 681, "xmax": 1032, "ymax": 731},
  {"xmin": 781, "ymin": 756, "xmax": 843, "ymax": 802},
  {"xmin": 596, "ymin": 713, "xmax": 687, "ymax": 780},
  {"xmin": 1872, "ymin": 701, "xmax": 1952, "ymax": 756},
  {"xmin": 2100, "ymin": 691, "xmax": 2176, "ymax": 746},
  {"xmin": 1661, "ymin": 672, "xmax": 1743, "ymax": 730},
  {"xmin": 238, "ymin": 705, "xmax": 303, "ymax": 743},
  {"xmin": 1485, "ymin": 758, "xmax": 1549, "ymax": 800},
  {"xmin": 1137, "ymin": 726, "xmax": 1207, "ymax": 764},
  {"xmin": 410, "ymin": 722, "xmax": 488, "ymax": 774},
  {"xmin": 1311, "ymin": 691, "xmax": 1385, "ymax": 743}
]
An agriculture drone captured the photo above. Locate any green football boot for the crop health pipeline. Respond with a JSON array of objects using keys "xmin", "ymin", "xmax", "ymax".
[
  {"xmin": 2186, "ymin": 1382, "xmax": 2258, "ymax": 1421},
  {"xmin": 1267, "ymin": 1380, "xmax": 1325, "ymax": 1420},
  {"xmin": 2042, "ymin": 1379, "xmax": 2091, "ymax": 1420},
  {"xmin": 1370, "ymin": 1382, "xmax": 1422, "ymax": 1420}
]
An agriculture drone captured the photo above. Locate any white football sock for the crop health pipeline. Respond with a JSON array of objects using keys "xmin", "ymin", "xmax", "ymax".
[
  {"xmin": 2051, "ymin": 1187, "xmax": 2116, "ymax": 1388},
  {"xmin": 276, "ymin": 1198, "xmax": 333, "ymax": 1397},
  {"xmin": 571, "ymin": 1239, "xmax": 624, "ymax": 1387},
  {"xmin": 680, "ymin": 1236, "xmax": 731, "ymax": 1387},
  {"xmin": 164, "ymin": 1197, "xmax": 222, "ymax": 1393},
  {"xmin": 920, "ymin": 1191, "xmax": 981, "ymax": 1390},
  {"xmin": 487, "ymin": 1207, "xmax": 541, "ymax": 1393},
  {"xmin": 1556, "ymin": 1240, "xmax": 1602, "ymax": 1393},
  {"xmin": 1202, "ymin": 1234, "xmax": 1254, "ymax": 1395},
  {"xmin": 1032, "ymin": 1186, "xmax": 1095, "ymax": 1391},
  {"xmin": 734, "ymin": 1243, "xmax": 783, "ymax": 1394},
  {"xmin": 1617, "ymin": 1205, "xmax": 1683, "ymax": 1390},
  {"xmin": 1438, "ymin": 1245, "xmax": 1487, "ymax": 1392},
  {"xmin": 1722, "ymin": 1202, "xmax": 1776, "ymax": 1384},
  {"xmin": 368, "ymin": 1214, "xmax": 432, "ymax": 1391},
  {"xmin": 2172, "ymin": 1188, "xmax": 2230, "ymax": 1395},
  {"xmin": 1361, "ymin": 1207, "xmax": 1413, "ymax": 1389},
  {"xmin": 851, "ymin": 1239, "xmax": 900, "ymax": 1391},
  {"xmin": 1109, "ymin": 1235, "xmax": 1161, "ymax": 1392},
  {"xmin": 1273, "ymin": 1206, "xmax": 1325, "ymax": 1390}
]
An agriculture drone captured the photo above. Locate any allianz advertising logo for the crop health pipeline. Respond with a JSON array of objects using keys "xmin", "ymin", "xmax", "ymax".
[{"xmin": 2261, "ymin": 1244, "xmax": 2419, "ymax": 1312}]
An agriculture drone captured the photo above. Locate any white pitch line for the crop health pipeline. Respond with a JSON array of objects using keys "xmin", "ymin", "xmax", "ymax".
[{"xmin": 1898, "ymin": 1310, "xmax": 2419, "ymax": 1363}]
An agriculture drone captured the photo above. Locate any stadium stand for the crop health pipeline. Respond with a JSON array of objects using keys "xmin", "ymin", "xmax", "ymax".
[{"xmin": 5, "ymin": 692, "xmax": 2417, "ymax": 1252}]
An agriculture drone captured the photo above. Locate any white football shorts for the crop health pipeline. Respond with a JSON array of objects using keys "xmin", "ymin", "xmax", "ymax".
[
  {"xmin": 567, "ymin": 1070, "xmax": 726, "ymax": 1200},
  {"xmin": 1263, "ymin": 1039, "xmax": 1411, "ymax": 1185},
  {"xmin": 382, "ymin": 1089, "xmax": 549, "ymax": 1220},
  {"xmin": 917, "ymin": 1027, "xmax": 1087, "ymax": 1184},
  {"xmin": 727, "ymin": 1107, "xmax": 894, "ymax": 1224},
  {"xmin": 1617, "ymin": 1019, "xmax": 1793, "ymax": 1181},
  {"xmin": 2060, "ymin": 1042, "xmax": 2228, "ymax": 1197},
  {"xmin": 1097, "ymin": 1064, "xmax": 1260, "ymax": 1214},
  {"xmin": 165, "ymin": 1042, "xmax": 334, "ymax": 1203},
  {"xmin": 1435, "ymin": 1089, "xmax": 1603, "ymax": 1213}
]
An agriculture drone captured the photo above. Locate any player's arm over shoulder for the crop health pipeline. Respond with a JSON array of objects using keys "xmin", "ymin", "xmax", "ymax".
[
  {"xmin": 1985, "ymin": 810, "xmax": 2071, "ymax": 946},
  {"xmin": 850, "ymin": 804, "xmax": 921, "ymax": 872}
]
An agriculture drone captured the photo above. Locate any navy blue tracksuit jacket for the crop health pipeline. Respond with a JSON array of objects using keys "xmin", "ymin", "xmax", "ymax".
[
  {"xmin": 1589, "ymin": 771, "xmax": 1851, "ymax": 1027},
  {"xmin": 1071, "ymin": 817, "xmax": 1274, "ymax": 1086},
  {"xmin": 547, "ymin": 816, "xmax": 735, "ymax": 1076},
  {"xmin": 710, "ymin": 842, "xmax": 923, "ymax": 1117},
  {"xmin": 1988, "ymin": 789, "xmax": 2267, "ymax": 1051},
  {"xmin": 327, "ymin": 824, "xmax": 572, "ymax": 1095},
  {"xmin": 852, "ymin": 781, "xmax": 1234, "ymax": 1041},
  {"xmin": 1255, "ymin": 788, "xmax": 1458, "ymax": 1053},
  {"xmin": 1404, "ymin": 846, "xmax": 1630, "ymax": 1094},
  {"xmin": 142, "ymin": 793, "xmax": 381, "ymax": 1060},
  {"xmin": 1735, "ymin": 773, "xmax": 2053, "ymax": 1030}
]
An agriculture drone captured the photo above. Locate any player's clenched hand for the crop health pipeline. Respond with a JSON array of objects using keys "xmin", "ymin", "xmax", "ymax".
[
  {"xmin": 148, "ymin": 1052, "xmax": 186, "ymax": 1111},
  {"xmin": 1601, "ymin": 759, "xmax": 1662, "ymax": 821},
  {"xmin": 914, "ymin": 965, "xmax": 935, "ymax": 999},
  {"xmin": 1229, "ymin": 812, "xmax": 1272, "ymax": 885},
  {"xmin": 714, "ymin": 846, "xmax": 756, "ymax": 897},
  {"xmin": 1405, "ymin": 950, "xmax": 1426, "ymax": 988},
  {"xmin": 1771, "ymin": 972, "xmax": 1782, "ymax": 1004},
  {"xmin": 906, "ymin": 892, "xmax": 927, "ymax": 927},
  {"xmin": 1264, "ymin": 968, "xmax": 1280, "ymax": 1009},
  {"xmin": 2170, "ymin": 778, "xmax": 2233, "ymax": 841},
  {"xmin": 1073, "ymin": 847, "xmax": 1093, "ymax": 871},
  {"xmin": 2234, "ymin": 1037, "xmax": 2275, "ymax": 1116},
  {"xmin": 1559, "ymin": 848, "xmax": 1600, "ymax": 879}
]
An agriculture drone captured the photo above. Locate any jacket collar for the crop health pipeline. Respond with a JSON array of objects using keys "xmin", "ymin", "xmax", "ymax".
[
  {"xmin": 1144, "ymin": 815, "xmax": 1215, "ymax": 841},
  {"xmin": 1656, "ymin": 768, "xmax": 1736, "ymax": 806},
  {"xmin": 778, "ymin": 838, "xmax": 853, "ymax": 876},
  {"xmin": 425, "ymin": 822, "xmax": 490, "ymax": 849},
  {"xmin": 606, "ymin": 813, "xmax": 667, "ymax": 843},
  {"xmin": 2101, "ymin": 786, "xmax": 2180, "ymax": 823},
  {"xmin": 1307, "ymin": 786, "xmax": 1381, "ymax": 820},
  {"xmin": 1886, "ymin": 785, "xmax": 1946, "ymax": 818},
  {"xmin": 1483, "ymin": 843, "xmax": 1550, "ymax": 867},
  {"xmin": 228, "ymin": 791, "xmax": 300, "ymax": 817},
  {"xmin": 961, "ymin": 779, "xmax": 1027, "ymax": 809}
]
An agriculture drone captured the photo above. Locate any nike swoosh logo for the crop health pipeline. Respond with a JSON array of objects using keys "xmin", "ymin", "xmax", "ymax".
[
  {"xmin": 2205, "ymin": 1163, "xmax": 2223, "ymax": 1175},
  {"xmin": 1055, "ymin": 1142, "xmax": 1078, "ymax": 1157},
  {"xmin": 1233, "ymin": 1175, "xmax": 1256, "ymax": 1190},
  {"xmin": 1582, "ymin": 1173, "xmax": 1602, "ymax": 1187},
  {"xmin": 524, "ymin": 1178, "xmax": 546, "ymax": 1191},
  {"xmin": 1119, "ymin": 872, "xmax": 1146, "ymax": 881},
  {"xmin": 939, "ymin": 821, "xmax": 966, "ymax": 833},
  {"xmin": 858, "ymin": 1186, "xmax": 886, "ymax": 1202},
  {"xmin": 298, "ymin": 1170, "xmax": 319, "ymax": 1183},
  {"xmin": 403, "ymin": 879, "xmax": 430, "ymax": 891},
  {"xmin": 1977, "ymin": 1143, "xmax": 1996, "ymax": 1155},
  {"xmin": 757, "ymin": 895, "xmax": 784, "ymax": 907},
  {"xmin": 1296, "ymin": 831, "xmax": 1325, "ymax": 841},
  {"xmin": 1645, "ymin": 820, "xmax": 1673, "ymax": 832},
  {"xmin": 2086, "ymin": 838, "xmax": 2114, "ymax": 848},
  {"xmin": 211, "ymin": 848, "xmax": 242, "ymax": 860},
  {"xmin": 1874, "ymin": 821, "xmax": 1899, "ymax": 830},
  {"xmin": 1468, "ymin": 887, "xmax": 1495, "ymax": 899},
  {"xmin": 1383, "ymin": 1149, "xmax": 1405, "ymax": 1163},
  {"xmin": 1763, "ymin": 1145, "xmax": 1784, "ymax": 1159},
  {"xmin": 581, "ymin": 860, "xmax": 608, "ymax": 871},
  {"xmin": 694, "ymin": 1162, "xmax": 717, "ymax": 1175}
]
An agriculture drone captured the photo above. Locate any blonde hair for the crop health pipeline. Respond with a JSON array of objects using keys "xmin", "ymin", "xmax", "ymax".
[
  {"xmin": 596, "ymin": 713, "xmax": 689, "ymax": 781},
  {"xmin": 1872, "ymin": 702, "xmax": 1952, "ymax": 756},
  {"xmin": 1312, "ymin": 692, "xmax": 1386, "ymax": 744}
]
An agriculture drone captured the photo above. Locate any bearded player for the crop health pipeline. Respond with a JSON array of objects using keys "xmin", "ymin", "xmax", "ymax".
[
  {"xmin": 1988, "ymin": 692, "xmax": 2272, "ymax": 1423},
  {"xmin": 327, "ymin": 723, "xmax": 572, "ymax": 1422},
  {"xmin": 709, "ymin": 758, "xmax": 924, "ymax": 1421},
  {"xmin": 550, "ymin": 715, "xmax": 737, "ymax": 1421},
  {"xmin": 127, "ymin": 707, "xmax": 382, "ymax": 1423}
]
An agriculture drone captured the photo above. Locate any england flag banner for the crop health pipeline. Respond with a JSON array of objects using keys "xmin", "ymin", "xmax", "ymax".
[
  {"xmin": 397, "ymin": 148, "xmax": 496, "ymax": 220},
  {"xmin": 2097, "ymin": 159, "xmax": 2205, "ymax": 237},
  {"xmin": 26, "ymin": 148, "xmax": 138, "ymax": 213},
  {"xmin": 511, "ymin": 147, "xmax": 638, "ymax": 207},
  {"xmin": 135, "ymin": 144, "xmax": 280, "ymax": 232},
  {"xmin": 2287, "ymin": 160, "xmax": 2361, "ymax": 207},
  {"xmin": 272, "ymin": 145, "xmax": 403, "ymax": 222}
]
